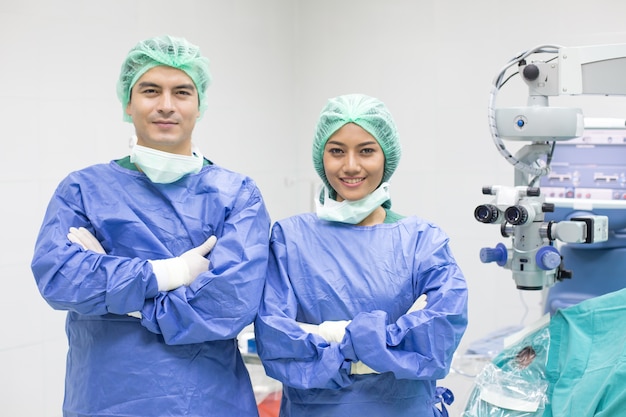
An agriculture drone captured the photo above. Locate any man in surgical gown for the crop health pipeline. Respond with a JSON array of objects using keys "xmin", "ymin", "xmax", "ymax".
[
  {"xmin": 254, "ymin": 94, "xmax": 468, "ymax": 417},
  {"xmin": 31, "ymin": 35, "xmax": 270, "ymax": 417}
]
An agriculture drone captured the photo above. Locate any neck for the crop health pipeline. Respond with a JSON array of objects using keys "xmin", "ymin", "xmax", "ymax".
[{"xmin": 135, "ymin": 136, "xmax": 193, "ymax": 156}]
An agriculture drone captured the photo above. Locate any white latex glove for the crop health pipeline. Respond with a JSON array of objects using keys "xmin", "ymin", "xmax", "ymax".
[
  {"xmin": 318, "ymin": 320, "xmax": 351, "ymax": 343},
  {"xmin": 298, "ymin": 295, "xmax": 429, "ymax": 375},
  {"xmin": 297, "ymin": 322, "xmax": 320, "ymax": 334},
  {"xmin": 68, "ymin": 227, "xmax": 106, "ymax": 254},
  {"xmin": 296, "ymin": 320, "xmax": 350, "ymax": 343},
  {"xmin": 149, "ymin": 235, "xmax": 217, "ymax": 291},
  {"xmin": 296, "ymin": 320, "xmax": 376, "ymax": 373}
]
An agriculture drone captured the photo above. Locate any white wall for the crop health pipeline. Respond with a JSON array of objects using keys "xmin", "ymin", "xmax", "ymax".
[
  {"xmin": 2, "ymin": 1, "xmax": 626, "ymax": 415},
  {"xmin": 0, "ymin": 1, "xmax": 297, "ymax": 415}
]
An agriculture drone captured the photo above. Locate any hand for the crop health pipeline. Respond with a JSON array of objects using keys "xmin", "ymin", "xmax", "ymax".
[
  {"xmin": 318, "ymin": 320, "xmax": 351, "ymax": 343},
  {"xmin": 296, "ymin": 320, "xmax": 350, "ymax": 344},
  {"xmin": 149, "ymin": 235, "xmax": 217, "ymax": 291},
  {"xmin": 297, "ymin": 322, "xmax": 320, "ymax": 334},
  {"xmin": 179, "ymin": 235, "xmax": 218, "ymax": 282},
  {"xmin": 67, "ymin": 227, "xmax": 106, "ymax": 254}
]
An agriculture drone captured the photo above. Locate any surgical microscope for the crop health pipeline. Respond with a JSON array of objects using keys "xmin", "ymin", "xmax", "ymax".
[{"xmin": 474, "ymin": 43, "xmax": 626, "ymax": 313}]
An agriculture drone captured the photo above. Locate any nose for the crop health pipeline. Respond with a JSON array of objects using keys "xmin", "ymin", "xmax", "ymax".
[
  {"xmin": 157, "ymin": 92, "xmax": 175, "ymax": 114},
  {"xmin": 344, "ymin": 152, "xmax": 361, "ymax": 174}
]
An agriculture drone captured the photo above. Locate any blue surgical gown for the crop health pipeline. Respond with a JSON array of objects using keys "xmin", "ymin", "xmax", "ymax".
[
  {"xmin": 254, "ymin": 213, "xmax": 468, "ymax": 417},
  {"xmin": 31, "ymin": 160, "xmax": 270, "ymax": 417}
]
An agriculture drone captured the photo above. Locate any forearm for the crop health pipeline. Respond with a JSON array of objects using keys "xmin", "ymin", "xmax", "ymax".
[
  {"xmin": 32, "ymin": 247, "xmax": 158, "ymax": 315},
  {"xmin": 255, "ymin": 315, "xmax": 354, "ymax": 389}
]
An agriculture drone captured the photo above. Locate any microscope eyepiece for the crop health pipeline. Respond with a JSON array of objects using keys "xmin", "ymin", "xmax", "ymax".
[
  {"xmin": 474, "ymin": 204, "xmax": 500, "ymax": 223},
  {"xmin": 504, "ymin": 205, "xmax": 529, "ymax": 225}
]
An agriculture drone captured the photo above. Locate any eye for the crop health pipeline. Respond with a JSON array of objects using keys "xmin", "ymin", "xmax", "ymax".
[
  {"xmin": 360, "ymin": 147, "xmax": 376, "ymax": 154},
  {"xmin": 327, "ymin": 147, "xmax": 344, "ymax": 155},
  {"xmin": 176, "ymin": 89, "xmax": 193, "ymax": 96}
]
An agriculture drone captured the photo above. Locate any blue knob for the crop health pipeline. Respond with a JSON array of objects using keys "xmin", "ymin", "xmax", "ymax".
[
  {"xmin": 536, "ymin": 246, "xmax": 561, "ymax": 270},
  {"xmin": 480, "ymin": 243, "xmax": 508, "ymax": 267}
]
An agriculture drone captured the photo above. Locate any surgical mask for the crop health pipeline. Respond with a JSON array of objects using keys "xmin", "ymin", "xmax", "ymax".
[
  {"xmin": 315, "ymin": 182, "xmax": 390, "ymax": 224},
  {"xmin": 129, "ymin": 137, "xmax": 203, "ymax": 184}
]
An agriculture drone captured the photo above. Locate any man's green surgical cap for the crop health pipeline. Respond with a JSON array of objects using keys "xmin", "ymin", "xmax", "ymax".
[
  {"xmin": 117, "ymin": 35, "xmax": 212, "ymax": 122},
  {"xmin": 312, "ymin": 94, "xmax": 402, "ymax": 207}
]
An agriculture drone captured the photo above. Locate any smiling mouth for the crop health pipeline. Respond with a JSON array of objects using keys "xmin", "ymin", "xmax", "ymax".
[{"xmin": 342, "ymin": 178, "xmax": 365, "ymax": 184}]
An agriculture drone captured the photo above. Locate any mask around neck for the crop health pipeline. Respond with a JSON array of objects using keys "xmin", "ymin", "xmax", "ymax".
[
  {"xmin": 129, "ymin": 136, "xmax": 203, "ymax": 184},
  {"xmin": 315, "ymin": 182, "xmax": 390, "ymax": 224}
]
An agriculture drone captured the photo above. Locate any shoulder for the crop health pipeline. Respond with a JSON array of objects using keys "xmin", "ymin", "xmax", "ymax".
[
  {"xmin": 270, "ymin": 213, "xmax": 323, "ymax": 240},
  {"xmin": 398, "ymin": 214, "xmax": 444, "ymax": 229},
  {"xmin": 190, "ymin": 164, "xmax": 265, "ymax": 206},
  {"xmin": 394, "ymin": 215, "xmax": 451, "ymax": 244},
  {"xmin": 61, "ymin": 162, "xmax": 119, "ymax": 185},
  {"xmin": 272, "ymin": 212, "xmax": 318, "ymax": 230},
  {"xmin": 200, "ymin": 164, "xmax": 259, "ymax": 189},
  {"xmin": 380, "ymin": 209, "xmax": 443, "ymax": 233},
  {"xmin": 195, "ymin": 166, "xmax": 271, "ymax": 225}
]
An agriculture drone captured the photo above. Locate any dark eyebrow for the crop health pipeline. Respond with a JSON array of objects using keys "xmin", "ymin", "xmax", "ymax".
[
  {"xmin": 175, "ymin": 83, "xmax": 196, "ymax": 91},
  {"xmin": 136, "ymin": 81, "xmax": 159, "ymax": 89},
  {"xmin": 135, "ymin": 82, "xmax": 196, "ymax": 91},
  {"xmin": 326, "ymin": 139, "xmax": 378, "ymax": 147}
]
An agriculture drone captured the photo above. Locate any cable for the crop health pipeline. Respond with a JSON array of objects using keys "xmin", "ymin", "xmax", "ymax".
[
  {"xmin": 518, "ymin": 290, "xmax": 529, "ymax": 326},
  {"xmin": 488, "ymin": 45, "xmax": 563, "ymax": 177}
]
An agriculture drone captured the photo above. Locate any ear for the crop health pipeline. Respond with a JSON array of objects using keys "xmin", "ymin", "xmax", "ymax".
[
  {"xmin": 195, "ymin": 97, "xmax": 202, "ymax": 119},
  {"xmin": 125, "ymin": 101, "xmax": 132, "ymax": 118}
]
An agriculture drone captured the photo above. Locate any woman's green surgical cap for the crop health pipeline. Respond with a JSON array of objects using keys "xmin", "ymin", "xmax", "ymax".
[
  {"xmin": 117, "ymin": 35, "xmax": 212, "ymax": 122},
  {"xmin": 312, "ymin": 94, "xmax": 402, "ymax": 206}
]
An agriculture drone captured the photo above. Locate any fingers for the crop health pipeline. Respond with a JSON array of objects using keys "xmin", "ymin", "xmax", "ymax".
[
  {"xmin": 194, "ymin": 235, "xmax": 217, "ymax": 256},
  {"xmin": 77, "ymin": 227, "xmax": 103, "ymax": 251},
  {"xmin": 67, "ymin": 227, "xmax": 106, "ymax": 254},
  {"xmin": 67, "ymin": 228, "xmax": 88, "ymax": 250}
]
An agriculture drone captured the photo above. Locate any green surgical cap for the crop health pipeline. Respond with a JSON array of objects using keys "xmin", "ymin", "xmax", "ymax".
[
  {"xmin": 117, "ymin": 35, "xmax": 211, "ymax": 122},
  {"xmin": 312, "ymin": 94, "xmax": 401, "ymax": 207}
]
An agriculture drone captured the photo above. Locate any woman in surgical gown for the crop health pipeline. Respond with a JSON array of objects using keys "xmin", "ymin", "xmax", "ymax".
[{"xmin": 254, "ymin": 94, "xmax": 469, "ymax": 417}]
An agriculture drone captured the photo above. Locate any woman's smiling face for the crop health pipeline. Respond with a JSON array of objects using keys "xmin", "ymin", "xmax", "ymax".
[{"xmin": 323, "ymin": 123, "xmax": 385, "ymax": 202}]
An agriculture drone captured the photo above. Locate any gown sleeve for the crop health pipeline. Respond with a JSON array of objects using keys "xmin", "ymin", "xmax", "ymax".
[
  {"xmin": 255, "ymin": 222, "xmax": 354, "ymax": 390},
  {"xmin": 341, "ymin": 226, "xmax": 468, "ymax": 380},
  {"xmin": 32, "ymin": 176, "xmax": 158, "ymax": 317},
  {"xmin": 141, "ymin": 180, "xmax": 271, "ymax": 344},
  {"xmin": 32, "ymin": 170, "xmax": 271, "ymax": 346}
]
